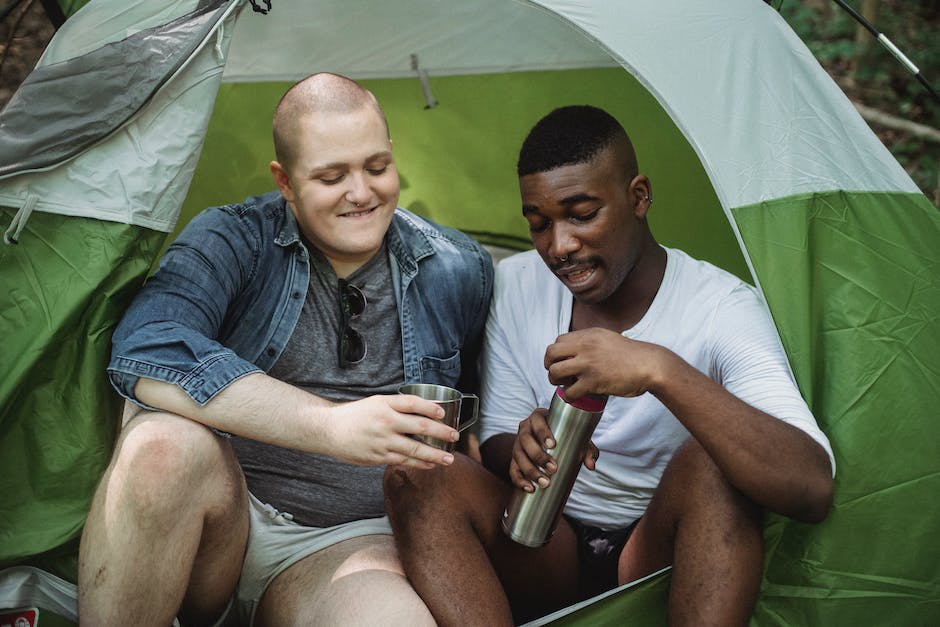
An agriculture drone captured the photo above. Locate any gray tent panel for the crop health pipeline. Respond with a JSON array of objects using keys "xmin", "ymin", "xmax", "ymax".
[{"xmin": 0, "ymin": 0, "xmax": 230, "ymax": 178}]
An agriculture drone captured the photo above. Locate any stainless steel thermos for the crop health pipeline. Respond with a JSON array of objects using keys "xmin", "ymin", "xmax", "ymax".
[{"xmin": 500, "ymin": 386, "xmax": 608, "ymax": 547}]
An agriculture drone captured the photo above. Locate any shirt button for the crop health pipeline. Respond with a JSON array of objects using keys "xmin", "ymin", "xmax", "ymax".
[
  {"xmin": 292, "ymin": 291, "xmax": 302, "ymax": 299},
  {"xmin": 267, "ymin": 348, "xmax": 276, "ymax": 357}
]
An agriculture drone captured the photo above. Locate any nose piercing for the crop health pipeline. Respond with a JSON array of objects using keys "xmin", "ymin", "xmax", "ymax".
[
  {"xmin": 645, "ymin": 196, "xmax": 653, "ymax": 204},
  {"xmin": 559, "ymin": 254, "xmax": 568, "ymax": 262}
]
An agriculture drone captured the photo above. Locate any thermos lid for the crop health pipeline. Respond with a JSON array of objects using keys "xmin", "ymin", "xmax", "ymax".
[{"xmin": 556, "ymin": 386, "xmax": 608, "ymax": 412}]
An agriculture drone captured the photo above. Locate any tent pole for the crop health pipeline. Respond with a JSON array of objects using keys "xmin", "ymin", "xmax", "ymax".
[{"xmin": 831, "ymin": 0, "xmax": 940, "ymax": 106}]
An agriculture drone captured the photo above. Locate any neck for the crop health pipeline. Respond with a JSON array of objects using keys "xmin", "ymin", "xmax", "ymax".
[{"xmin": 572, "ymin": 242, "xmax": 667, "ymax": 333}]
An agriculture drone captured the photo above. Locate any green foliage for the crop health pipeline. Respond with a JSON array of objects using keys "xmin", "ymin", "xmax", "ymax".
[{"xmin": 779, "ymin": 0, "xmax": 940, "ymax": 201}]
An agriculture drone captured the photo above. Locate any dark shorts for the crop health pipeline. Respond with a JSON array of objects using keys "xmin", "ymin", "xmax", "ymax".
[{"xmin": 563, "ymin": 514, "xmax": 639, "ymax": 600}]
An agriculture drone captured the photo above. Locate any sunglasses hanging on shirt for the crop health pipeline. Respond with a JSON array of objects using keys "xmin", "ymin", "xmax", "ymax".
[{"xmin": 338, "ymin": 279, "xmax": 367, "ymax": 368}]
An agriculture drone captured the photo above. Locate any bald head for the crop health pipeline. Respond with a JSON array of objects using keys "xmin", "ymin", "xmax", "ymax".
[{"xmin": 273, "ymin": 72, "xmax": 390, "ymax": 170}]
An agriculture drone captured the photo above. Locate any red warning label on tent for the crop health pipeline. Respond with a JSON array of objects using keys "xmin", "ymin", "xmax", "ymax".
[{"xmin": 0, "ymin": 607, "xmax": 38, "ymax": 627}]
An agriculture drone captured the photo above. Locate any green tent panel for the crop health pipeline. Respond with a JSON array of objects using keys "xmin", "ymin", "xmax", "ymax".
[
  {"xmin": 184, "ymin": 68, "xmax": 749, "ymax": 278},
  {"xmin": 736, "ymin": 190, "xmax": 940, "ymax": 623},
  {"xmin": 0, "ymin": 210, "xmax": 165, "ymax": 576}
]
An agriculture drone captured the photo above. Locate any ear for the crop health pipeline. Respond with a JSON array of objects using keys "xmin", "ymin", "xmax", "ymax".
[
  {"xmin": 628, "ymin": 174, "xmax": 652, "ymax": 219},
  {"xmin": 270, "ymin": 161, "xmax": 295, "ymax": 203}
]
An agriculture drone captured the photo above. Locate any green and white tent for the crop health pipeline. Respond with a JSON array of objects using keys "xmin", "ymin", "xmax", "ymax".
[{"xmin": 2, "ymin": 0, "xmax": 938, "ymax": 624}]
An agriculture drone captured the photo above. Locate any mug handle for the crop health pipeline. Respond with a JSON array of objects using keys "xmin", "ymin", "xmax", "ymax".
[{"xmin": 457, "ymin": 393, "xmax": 479, "ymax": 432}]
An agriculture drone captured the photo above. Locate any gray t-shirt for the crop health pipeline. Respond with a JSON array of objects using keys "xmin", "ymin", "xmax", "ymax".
[{"xmin": 232, "ymin": 241, "xmax": 404, "ymax": 527}]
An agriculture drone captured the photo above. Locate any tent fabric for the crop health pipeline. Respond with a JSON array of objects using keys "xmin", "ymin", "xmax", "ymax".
[
  {"xmin": 183, "ymin": 68, "xmax": 750, "ymax": 278},
  {"xmin": 221, "ymin": 0, "xmax": 619, "ymax": 81},
  {"xmin": 522, "ymin": 567, "xmax": 671, "ymax": 626},
  {"xmin": 735, "ymin": 190, "xmax": 940, "ymax": 623},
  {"xmin": 535, "ymin": 1, "xmax": 920, "ymax": 207},
  {"xmin": 0, "ymin": 209, "xmax": 166, "ymax": 572},
  {"xmin": 0, "ymin": 566, "xmax": 78, "ymax": 624},
  {"xmin": 0, "ymin": 0, "xmax": 238, "ymax": 232},
  {"xmin": 0, "ymin": 0, "xmax": 228, "ymax": 177},
  {"xmin": 1, "ymin": 0, "xmax": 939, "ymax": 624}
]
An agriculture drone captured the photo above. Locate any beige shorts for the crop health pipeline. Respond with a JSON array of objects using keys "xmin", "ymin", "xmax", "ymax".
[{"xmin": 230, "ymin": 493, "xmax": 393, "ymax": 626}]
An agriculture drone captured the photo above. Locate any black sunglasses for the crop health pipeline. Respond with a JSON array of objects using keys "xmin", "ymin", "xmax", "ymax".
[{"xmin": 338, "ymin": 279, "xmax": 367, "ymax": 367}]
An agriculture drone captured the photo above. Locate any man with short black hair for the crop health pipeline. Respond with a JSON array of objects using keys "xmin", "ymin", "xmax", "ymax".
[
  {"xmin": 78, "ymin": 72, "xmax": 492, "ymax": 626},
  {"xmin": 385, "ymin": 105, "xmax": 834, "ymax": 626}
]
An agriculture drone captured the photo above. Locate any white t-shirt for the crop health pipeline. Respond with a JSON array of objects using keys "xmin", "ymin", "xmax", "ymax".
[{"xmin": 479, "ymin": 247, "xmax": 835, "ymax": 529}]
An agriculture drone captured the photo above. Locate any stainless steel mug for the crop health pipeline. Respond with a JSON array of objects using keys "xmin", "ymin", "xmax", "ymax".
[
  {"xmin": 398, "ymin": 383, "xmax": 479, "ymax": 453},
  {"xmin": 501, "ymin": 386, "xmax": 608, "ymax": 547}
]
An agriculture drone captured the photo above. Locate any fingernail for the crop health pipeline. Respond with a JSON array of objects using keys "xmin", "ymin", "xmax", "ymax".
[
  {"xmin": 442, "ymin": 454, "xmax": 454, "ymax": 465},
  {"xmin": 524, "ymin": 483, "xmax": 534, "ymax": 493},
  {"xmin": 546, "ymin": 461, "xmax": 557, "ymax": 473},
  {"xmin": 538, "ymin": 477, "xmax": 550, "ymax": 488},
  {"xmin": 451, "ymin": 431, "xmax": 459, "ymax": 441},
  {"xmin": 545, "ymin": 438, "xmax": 555, "ymax": 449}
]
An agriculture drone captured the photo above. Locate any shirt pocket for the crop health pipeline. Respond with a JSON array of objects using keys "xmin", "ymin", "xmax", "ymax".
[{"xmin": 418, "ymin": 350, "xmax": 461, "ymax": 386}]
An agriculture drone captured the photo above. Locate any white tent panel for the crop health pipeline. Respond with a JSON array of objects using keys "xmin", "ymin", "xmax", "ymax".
[
  {"xmin": 222, "ymin": 0, "xmax": 618, "ymax": 81},
  {"xmin": 0, "ymin": 3, "xmax": 238, "ymax": 232},
  {"xmin": 39, "ymin": 0, "xmax": 210, "ymax": 64},
  {"xmin": 536, "ymin": 0, "xmax": 920, "ymax": 208},
  {"xmin": 2, "ymin": 0, "xmax": 923, "ymax": 232}
]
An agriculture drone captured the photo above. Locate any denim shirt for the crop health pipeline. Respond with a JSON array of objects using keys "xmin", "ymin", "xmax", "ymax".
[{"xmin": 109, "ymin": 191, "xmax": 493, "ymax": 406}]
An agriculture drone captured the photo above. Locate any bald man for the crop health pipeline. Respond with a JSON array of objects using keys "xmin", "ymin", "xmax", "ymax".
[{"xmin": 78, "ymin": 73, "xmax": 493, "ymax": 626}]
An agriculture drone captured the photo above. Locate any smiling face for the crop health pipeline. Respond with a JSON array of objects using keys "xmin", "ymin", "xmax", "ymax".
[
  {"xmin": 520, "ymin": 142, "xmax": 654, "ymax": 305},
  {"xmin": 271, "ymin": 105, "xmax": 399, "ymax": 277}
]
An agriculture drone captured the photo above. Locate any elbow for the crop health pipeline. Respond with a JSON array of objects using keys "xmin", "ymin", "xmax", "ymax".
[{"xmin": 793, "ymin": 474, "xmax": 834, "ymax": 524}]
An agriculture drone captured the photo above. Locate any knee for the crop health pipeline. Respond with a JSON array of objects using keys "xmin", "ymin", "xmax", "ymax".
[
  {"xmin": 108, "ymin": 413, "xmax": 236, "ymax": 510},
  {"xmin": 383, "ymin": 463, "xmax": 443, "ymax": 517},
  {"xmin": 383, "ymin": 455, "xmax": 479, "ymax": 521},
  {"xmin": 663, "ymin": 441, "xmax": 762, "ymax": 526}
]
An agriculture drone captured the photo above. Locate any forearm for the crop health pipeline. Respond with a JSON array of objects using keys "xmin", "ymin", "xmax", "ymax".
[
  {"xmin": 649, "ymin": 352, "xmax": 833, "ymax": 522},
  {"xmin": 135, "ymin": 373, "xmax": 336, "ymax": 454},
  {"xmin": 135, "ymin": 373, "xmax": 461, "ymax": 470}
]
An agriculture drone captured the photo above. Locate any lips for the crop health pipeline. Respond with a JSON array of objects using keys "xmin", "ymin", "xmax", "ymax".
[
  {"xmin": 554, "ymin": 262, "xmax": 597, "ymax": 288},
  {"xmin": 340, "ymin": 205, "xmax": 377, "ymax": 218}
]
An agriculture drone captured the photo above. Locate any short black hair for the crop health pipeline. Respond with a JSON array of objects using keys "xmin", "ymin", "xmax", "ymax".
[{"xmin": 517, "ymin": 105, "xmax": 627, "ymax": 177}]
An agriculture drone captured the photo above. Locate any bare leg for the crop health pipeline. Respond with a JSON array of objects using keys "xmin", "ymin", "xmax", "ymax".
[
  {"xmin": 78, "ymin": 411, "xmax": 249, "ymax": 627},
  {"xmin": 384, "ymin": 454, "xmax": 582, "ymax": 626},
  {"xmin": 254, "ymin": 534, "xmax": 434, "ymax": 627},
  {"xmin": 618, "ymin": 439, "xmax": 764, "ymax": 627}
]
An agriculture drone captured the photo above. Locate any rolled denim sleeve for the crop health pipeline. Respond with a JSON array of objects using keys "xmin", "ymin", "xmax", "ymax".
[{"xmin": 108, "ymin": 207, "xmax": 264, "ymax": 407}]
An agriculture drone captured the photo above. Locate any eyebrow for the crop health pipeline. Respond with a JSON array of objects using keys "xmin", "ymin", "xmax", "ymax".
[
  {"xmin": 307, "ymin": 151, "xmax": 393, "ymax": 176},
  {"xmin": 559, "ymin": 192, "xmax": 600, "ymax": 205},
  {"xmin": 521, "ymin": 192, "xmax": 600, "ymax": 215}
]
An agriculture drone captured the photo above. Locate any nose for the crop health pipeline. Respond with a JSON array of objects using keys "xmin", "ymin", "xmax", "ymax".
[
  {"xmin": 549, "ymin": 223, "xmax": 579, "ymax": 261},
  {"xmin": 345, "ymin": 173, "xmax": 372, "ymax": 206}
]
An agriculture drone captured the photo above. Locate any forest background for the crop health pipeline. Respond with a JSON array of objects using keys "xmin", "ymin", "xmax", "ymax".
[{"xmin": 1, "ymin": 0, "xmax": 938, "ymax": 203}]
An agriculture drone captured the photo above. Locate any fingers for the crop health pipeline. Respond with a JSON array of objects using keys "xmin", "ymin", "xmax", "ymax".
[
  {"xmin": 332, "ymin": 395, "xmax": 460, "ymax": 467},
  {"xmin": 391, "ymin": 394, "xmax": 446, "ymax": 420},
  {"xmin": 386, "ymin": 434, "xmax": 456, "ymax": 468},
  {"xmin": 510, "ymin": 410, "xmax": 557, "ymax": 491},
  {"xmin": 583, "ymin": 441, "xmax": 600, "ymax": 471},
  {"xmin": 392, "ymin": 394, "xmax": 459, "ymax": 444},
  {"xmin": 543, "ymin": 330, "xmax": 628, "ymax": 397},
  {"xmin": 390, "ymin": 447, "xmax": 452, "ymax": 469},
  {"xmin": 543, "ymin": 337, "xmax": 572, "ymax": 371}
]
